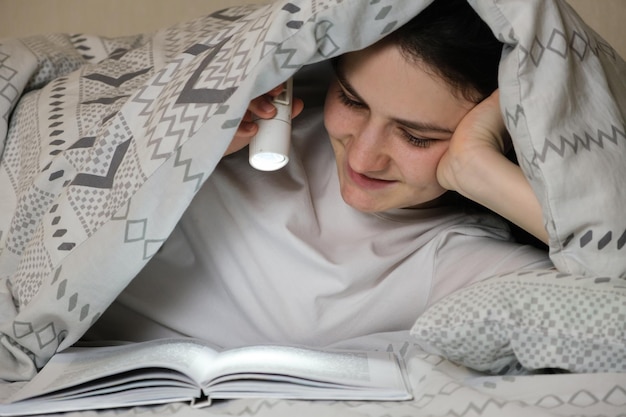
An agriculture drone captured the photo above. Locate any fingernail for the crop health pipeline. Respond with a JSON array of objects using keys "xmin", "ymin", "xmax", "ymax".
[{"xmin": 260, "ymin": 98, "xmax": 275, "ymax": 113}]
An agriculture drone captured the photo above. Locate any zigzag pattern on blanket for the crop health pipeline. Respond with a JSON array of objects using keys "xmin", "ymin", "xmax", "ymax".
[
  {"xmin": 0, "ymin": 0, "xmax": 415, "ymax": 380},
  {"xmin": 1, "ymin": 8, "xmax": 251, "ymax": 305},
  {"xmin": 490, "ymin": 0, "xmax": 626, "ymax": 277}
]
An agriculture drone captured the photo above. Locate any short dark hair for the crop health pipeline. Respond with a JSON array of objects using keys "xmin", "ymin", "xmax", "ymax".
[{"xmin": 387, "ymin": 0, "xmax": 503, "ymax": 103}]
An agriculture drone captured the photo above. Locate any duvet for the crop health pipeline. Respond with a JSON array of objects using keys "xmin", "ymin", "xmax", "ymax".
[{"xmin": 0, "ymin": 0, "xmax": 625, "ymax": 415}]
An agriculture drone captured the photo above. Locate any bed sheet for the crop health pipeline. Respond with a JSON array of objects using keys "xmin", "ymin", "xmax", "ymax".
[{"xmin": 1, "ymin": 332, "xmax": 625, "ymax": 417}]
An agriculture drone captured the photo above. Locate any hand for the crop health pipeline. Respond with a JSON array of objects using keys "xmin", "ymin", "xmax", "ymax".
[
  {"xmin": 437, "ymin": 90, "xmax": 548, "ymax": 244},
  {"xmin": 224, "ymin": 84, "xmax": 305, "ymax": 156},
  {"xmin": 437, "ymin": 89, "xmax": 510, "ymax": 193}
]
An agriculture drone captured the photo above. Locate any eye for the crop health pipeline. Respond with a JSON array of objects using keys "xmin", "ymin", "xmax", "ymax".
[
  {"xmin": 400, "ymin": 130, "xmax": 434, "ymax": 148},
  {"xmin": 336, "ymin": 87, "xmax": 366, "ymax": 109}
]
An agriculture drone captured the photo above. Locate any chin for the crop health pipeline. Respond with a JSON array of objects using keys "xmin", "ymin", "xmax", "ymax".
[
  {"xmin": 339, "ymin": 188, "xmax": 391, "ymax": 213},
  {"xmin": 336, "ymin": 167, "xmax": 405, "ymax": 212}
]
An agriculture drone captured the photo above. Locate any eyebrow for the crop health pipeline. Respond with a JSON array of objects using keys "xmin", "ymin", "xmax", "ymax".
[{"xmin": 334, "ymin": 64, "xmax": 455, "ymax": 135}]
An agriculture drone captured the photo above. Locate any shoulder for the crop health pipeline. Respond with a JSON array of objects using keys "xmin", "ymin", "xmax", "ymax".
[{"xmin": 427, "ymin": 212, "xmax": 552, "ymax": 306}]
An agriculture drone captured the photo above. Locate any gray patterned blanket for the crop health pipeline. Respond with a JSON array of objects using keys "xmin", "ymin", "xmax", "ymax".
[
  {"xmin": 0, "ymin": 0, "xmax": 415, "ymax": 380},
  {"xmin": 0, "ymin": 0, "xmax": 624, "ymax": 390}
]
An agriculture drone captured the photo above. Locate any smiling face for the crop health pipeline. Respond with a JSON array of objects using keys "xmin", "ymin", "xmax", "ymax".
[{"xmin": 323, "ymin": 41, "xmax": 478, "ymax": 213}]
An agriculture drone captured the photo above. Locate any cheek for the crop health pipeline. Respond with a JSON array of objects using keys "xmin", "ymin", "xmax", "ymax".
[{"xmin": 401, "ymin": 144, "xmax": 450, "ymax": 185}]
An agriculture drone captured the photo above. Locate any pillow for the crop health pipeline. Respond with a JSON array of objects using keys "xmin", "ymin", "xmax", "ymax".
[{"xmin": 411, "ymin": 270, "xmax": 626, "ymax": 374}]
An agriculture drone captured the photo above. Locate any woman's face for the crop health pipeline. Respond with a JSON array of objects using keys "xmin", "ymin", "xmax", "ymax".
[{"xmin": 324, "ymin": 41, "xmax": 476, "ymax": 212}]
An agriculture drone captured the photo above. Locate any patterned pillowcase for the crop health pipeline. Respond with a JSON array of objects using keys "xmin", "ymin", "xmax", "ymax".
[{"xmin": 410, "ymin": 270, "xmax": 626, "ymax": 374}]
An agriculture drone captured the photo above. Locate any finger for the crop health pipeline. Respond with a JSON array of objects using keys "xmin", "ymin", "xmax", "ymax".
[
  {"xmin": 224, "ymin": 134, "xmax": 252, "ymax": 156},
  {"xmin": 235, "ymin": 120, "xmax": 258, "ymax": 138},
  {"xmin": 225, "ymin": 122, "xmax": 257, "ymax": 157},
  {"xmin": 266, "ymin": 84, "xmax": 284, "ymax": 98},
  {"xmin": 291, "ymin": 97, "xmax": 304, "ymax": 119},
  {"xmin": 241, "ymin": 109, "xmax": 254, "ymax": 123},
  {"xmin": 248, "ymin": 95, "xmax": 277, "ymax": 119}
]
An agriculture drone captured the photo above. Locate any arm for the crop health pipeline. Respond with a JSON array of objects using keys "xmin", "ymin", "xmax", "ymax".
[
  {"xmin": 437, "ymin": 90, "xmax": 549, "ymax": 244},
  {"xmin": 224, "ymin": 84, "xmax": 304, "ymax": 157}
]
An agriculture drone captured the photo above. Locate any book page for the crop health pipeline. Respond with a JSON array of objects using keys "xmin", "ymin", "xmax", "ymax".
[
  {"xmin": 204, "ymin": 345, "xmax": 408, "ymax": 391},
  {"xmin": 10, "ymin": 339, "xmax": 219, "ymax": 402}
]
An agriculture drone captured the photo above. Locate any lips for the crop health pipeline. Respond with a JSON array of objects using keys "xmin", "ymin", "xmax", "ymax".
[{"xmin": 346, "ymin": 163, "xmax": 395, "ymax": 190}]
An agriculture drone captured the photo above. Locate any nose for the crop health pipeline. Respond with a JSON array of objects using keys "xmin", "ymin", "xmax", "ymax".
[{"xmin": 346, "ymin": 118, "xmax": 390, "ymax": 174}]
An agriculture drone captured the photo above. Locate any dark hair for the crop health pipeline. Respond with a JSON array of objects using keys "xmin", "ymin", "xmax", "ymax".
[
  {"xmin": 390, "ymin": 1, "xmax": 545, "ymax": 248},
  {"xmin": 387, "ymin": 0, "xmax": 503, "ymax": 103}
]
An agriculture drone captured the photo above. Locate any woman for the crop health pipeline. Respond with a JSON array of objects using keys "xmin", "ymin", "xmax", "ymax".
[{"xmin": 86, "ymin": 0, "xmax": 552, "ymax": 348}]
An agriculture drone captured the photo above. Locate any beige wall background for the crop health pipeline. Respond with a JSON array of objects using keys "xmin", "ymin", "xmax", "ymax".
[
  {"xmin": 0, "ymin": 0, "xmax": 624, "ymax": 58},
  {"xmin": 0, "ymin": 0, "xmax": 267, "ymax": 37}
]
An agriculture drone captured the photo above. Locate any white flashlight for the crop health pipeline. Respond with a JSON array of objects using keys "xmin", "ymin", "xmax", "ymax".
[{"xmin": 249, "ymin": 78, "xmax": 293, "ymax": 171}]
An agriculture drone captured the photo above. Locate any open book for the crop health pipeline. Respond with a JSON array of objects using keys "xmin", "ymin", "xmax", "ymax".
[{"xmin": 0, "ymin": 338, "xmax": 412, "ymax": 416}]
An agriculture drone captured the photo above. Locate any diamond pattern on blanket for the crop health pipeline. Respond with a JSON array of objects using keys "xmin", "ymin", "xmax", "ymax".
[
  {"xmin": 6, "ymin": 187, "xmax": 55, "ymax": 257},
  {"xmin": 161, "ymin": 6, "xmax": 255, "ymax": 60},
  {"xmin": 519, "ymin": 27, "xmax": 617, "ymax": 68},
  {"xmin": 22, "ymin": 34, "xmax": 87, "ymax": 90},
  {"xmin": 71, "ymin": 116, "xmax": 132, "ymax": 181},
  {"xmin": 0, "ymin": 48, "xmax": 19, "ymax": 135},
  {"xmin": 11, "ymin": 230, "xmax": 53, "ymax": 306},
  {"xmin": 492, "ymin": 3, "xmax": 626, "ymax": 277},
  {"xmin": 3, "ymin": 94, "xmax": 41, "ymax": 193}
]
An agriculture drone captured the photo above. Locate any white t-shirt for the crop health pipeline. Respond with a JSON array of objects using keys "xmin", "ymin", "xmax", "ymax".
[{"xmin": 88, "ymin": 87, "xmax": 552, "ymax": 349}]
